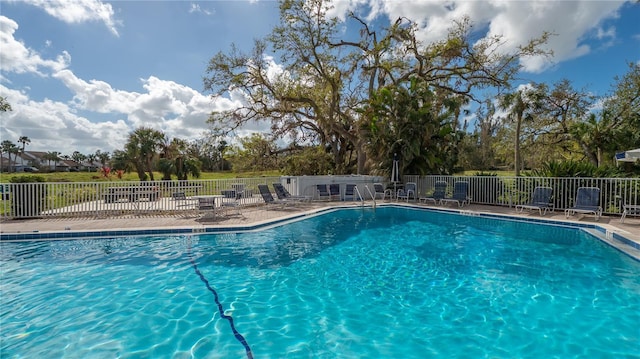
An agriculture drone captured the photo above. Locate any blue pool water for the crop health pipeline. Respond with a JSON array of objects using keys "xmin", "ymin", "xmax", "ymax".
[{"xmin": 1, "ymin": 207, "xmax": 639, "ymax": 358}]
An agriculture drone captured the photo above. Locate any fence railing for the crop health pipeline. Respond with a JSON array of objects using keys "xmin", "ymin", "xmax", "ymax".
[
  {"xmin": 1, "ymin": 175, "xmax": 638, "ymax": 219},
  {"xmin": 405, "ymin": 175, "xmax": 640, "ymax": 215},
  {"xmin": 1, "ymin": 177, "xmax": 280, "ymax": 219}
]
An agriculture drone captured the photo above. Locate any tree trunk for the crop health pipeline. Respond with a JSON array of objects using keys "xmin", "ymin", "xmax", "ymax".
[
  {"xmin": 514, "ymin": 113, "xmax": 522, "ymax": 176},
  {"xmin": 577, "ymin": 140, "xmax": 599, "ymax": 166},
  {"xmin": 356, "ymin": 139, "xmax": 366, "ymax": 175},
  {"xmin": 133, "ymin": 159, "xmax": 147, "ymax": 181},
  {"xmin": 146, "ymin": 157, "xmax": 155, "ymax": 181}
]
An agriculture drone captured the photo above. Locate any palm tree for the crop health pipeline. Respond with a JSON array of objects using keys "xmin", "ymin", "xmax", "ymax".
[
  {"xmin": 126, "ymin": 127, "xmax": 165, "ymax": 181},
  {"xmin": 18, "ymin": 136, "xmax": 30, "ymax": 154},
  {"xmin": 570, "ymin": 112, "xmax": 617, "ymax": 167},
  {"xmin": 110, "ymin": 149, "xmax": 135, "ymax": 175},
  {"xmin": 363, "ymin": 78, "xmax": 461, "ymax": 176},
  {"xmin": 168, "ymin": 138, "xmax": 201, "ymax": 180},
  {"xmin": 123, "ymin": 140, "xmax": 147, "ymax": 181},
  {"xmin": 86, "ymin": 154, "xmax": 97, "ymax": 170},
  {"xmin": 177, "ymin": 157, "xmax": 201, "ymax": 180},
  {"xmin": 72, "ymin": 151, "xmax": 86, "ymax": 164},
  {"xmin": 1, "ymin": 140, "xmax": 18, "ymax": 172},
  {"xmin": 158, "ymin": 137, "xmax": 180, "ymax": 180},
  {"xmin": 95, "ymin": 150, "xmax": 110, "ymax": 167},
  {"xmin": 13, "ymin": 136, "xmax": 30, "ymax": 172},
  {"xmin": 156, "ymin": 158, "xmax": 175, "ymax": 181},
  {"xmin": 157, "ymin": 137, "xmax": 201, "ymax": 180},
  {"xmin": 498, "ymin": 84, "xmax": 545, "ymax": 176},
  {"xmin": 216, "ymin": 140, "xmax": 228, "ymax": 171},
  {"xmin": 43, "ymin": 151, "xmax": 60, "ymax": 171}
]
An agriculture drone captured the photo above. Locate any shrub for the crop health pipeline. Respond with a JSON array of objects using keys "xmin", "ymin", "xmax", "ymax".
[{"xmin": 525, "ymin": 160, "xmax": 624, "ymax": 178}]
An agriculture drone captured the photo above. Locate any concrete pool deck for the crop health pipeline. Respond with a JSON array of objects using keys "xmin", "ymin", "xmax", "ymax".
[{"xmin": 1, "ymin": 201, "xmax": 638, "ymax": 251}]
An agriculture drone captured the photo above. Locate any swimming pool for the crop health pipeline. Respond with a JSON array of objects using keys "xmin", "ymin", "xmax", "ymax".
[{"xmin": 1, "ymin": 207, "xmax": 639, "ymax": 358}]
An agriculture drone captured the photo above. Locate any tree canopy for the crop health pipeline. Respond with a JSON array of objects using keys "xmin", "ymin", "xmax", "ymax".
[{"xmin": 204, "ymin": 0, "xmax": 549, "ymax": 176}]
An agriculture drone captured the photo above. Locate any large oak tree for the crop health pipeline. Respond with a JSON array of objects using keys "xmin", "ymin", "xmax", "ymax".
[{"xmin": 204, "ymin": 0, "xmax": 549, "ymax": 175}]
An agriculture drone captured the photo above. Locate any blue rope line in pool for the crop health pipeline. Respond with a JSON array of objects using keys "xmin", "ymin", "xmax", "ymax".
[{"xmin": 187, "ymin": 241, "xmax": 254, "ymax": 359}]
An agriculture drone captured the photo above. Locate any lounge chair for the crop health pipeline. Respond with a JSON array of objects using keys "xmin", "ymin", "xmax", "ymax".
[
  {"xmin": 272, "ymin": 183, "xmax": 310, "ymax": 203},
  {"xmin": 316, "ymin": 184, "xmax": 331, "ymax": 201},
  {"xmin": 372, "ymin": 183, "xmax": 391, "ymax": 200},
  {"xmin": 197, "ymin": 197, "xmax": 217, "ymax": 219},
  {"xmin": 231, "ymin": 183, "xmax": 246, "ymax": 198},
  {"xmin": 329, "ymin": 184, "xmax": 341, "ymax": 201},
  {"xmin": 343, "ymin": 184, "xmax": 361, "ymax": 201},
  {"xmin": 620, "ymin": 197, "xmax": 640, "ymax": 223},
  {"xmin": 172, "ymin": 192, "xmax": 187, "ymax": 200},
  {"xmin": 396, "ymin": 182, "xmax": 417, "ymax": 202},
  {"xmin": 420, "ymin": 181, "xmax": 447, "ymax": 205},
  {"xmin": 440, "ymin": 181, "xmax": 469, "ymax": 207},
  {"xmin": 220, "ymin": 189, "xmax": 241, "ymax": 216},
  {"xmin": 515, "ymin": 186, "xmax": 554, "ymax": 215},
  {"xmin": 565, "ymin": 187, "xmax": 602, "ymax": 221},
  {"xmin": 258, "ymin": 184, "xmax": 288, "ymax": 208}
]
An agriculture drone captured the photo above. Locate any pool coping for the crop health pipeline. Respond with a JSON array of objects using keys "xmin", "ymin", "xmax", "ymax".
[
  {"xmin": 0, "ymin": 206, "xmax": 339, "ymax": 241},
  {"xmin": 1, "ymin": 203, "xmax": 638, "ymax": 261}
]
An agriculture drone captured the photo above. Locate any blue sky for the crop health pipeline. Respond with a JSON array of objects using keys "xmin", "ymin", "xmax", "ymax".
[{"xmin": 1, "ymin": 0, "xmax": 638, "ymax": 157}]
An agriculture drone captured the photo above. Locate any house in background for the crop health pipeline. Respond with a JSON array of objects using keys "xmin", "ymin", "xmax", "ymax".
[
  {"xmin": 0, "ymin": 151, "xmax": 89, "ymax": 172},
  {"xmin": 0, "ymin": 154, "xmax": 40, "ymax": 172},
  {"xmin": 81, "ymin": 161, "xmax": 102, "ymax": 172},
  {"xmin": 0, "ymin": 154, "xmax": 17, "ymax": 172},
  {"xmin": 61, "ymin": 159, "xmax": 82, "ymax": 172},
  {"xmin": 1, "ymin": 150, "xmax": 106, "ymax": 173},
  {"xmin": 19, "ymin": 151, "xmax": 57, "ymax": 171}
]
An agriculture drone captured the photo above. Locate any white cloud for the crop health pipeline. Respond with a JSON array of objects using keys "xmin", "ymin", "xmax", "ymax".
[
  {"xmin": 0, "ymin": 79, "xmax": 208, "ymax": 155},
  {"xmin": 0, "ymin": 16, "xmax": 70, "ymax": 75},
  {"xmin": 53, "ymin": 70, "xmax": 241, "ymax": 127},
  {"xmin": 52, "ymin": 70, "xmax": 134, "ymax": 113},
  {"xmin": 189, "ymin": 3, "xmax": 214, "ymax": 16},
  {"xmin": 336, "ymin": 0, "xmax": 626, "ymax": 73},
  {"xmin": 0, "ymin": 9, "xmax": 250, "ymax": 156},
  {"xmin": 596, "ymin": 26, "xmax": 616, "ymax": 41},
  {"xmin": 16, "ymin": 0, "xmax": 121, "ymax": 36},
  {"xmin": 35, "ymin": 68, "xmax": 247, "ymax": 153},
  {"xmin": 0, "ymin": 85, "xmax": 131, "ymax": 154}
]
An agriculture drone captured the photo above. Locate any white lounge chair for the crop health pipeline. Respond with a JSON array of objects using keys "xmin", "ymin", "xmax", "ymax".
[
  {"xmin": 620, "ymin": 197, "xmax": 640, "ymax": 223},
  {"xmin": 373, "ymin": 183, "xmax": 391, "ymax": 200},
  {"xmin": 397, "ymin": 182, "xmax": 417, "ymax": 202}
]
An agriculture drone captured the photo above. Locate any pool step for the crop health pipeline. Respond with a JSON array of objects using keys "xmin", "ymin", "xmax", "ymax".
[{"xmin": 583, "ymin": 228, "xmax": 640, "ymax": 261}]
